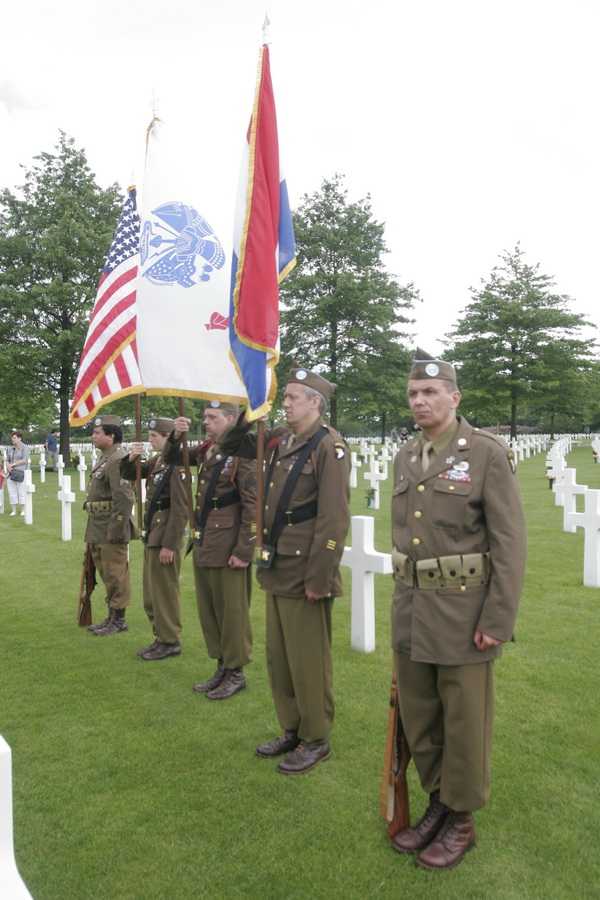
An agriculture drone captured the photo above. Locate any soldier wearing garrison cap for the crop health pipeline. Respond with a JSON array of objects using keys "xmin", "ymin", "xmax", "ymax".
[
  {"xmin": 121, "ymin": 418, "xmax": 188, "ymax": 660},
  {"xmin": 388, "ymin": 349, "xmax": 527, "ymax": 870},
  {"xmin": 167, "ymin": 400, "xmax": 257, "ymax": 699},
  {"xmin": 84, "ymin": 415, "xmax": 137, "ymax": 636},
  {"xmin": 216, "ymin": 361, "xmax": 351, "ymax": 775}
]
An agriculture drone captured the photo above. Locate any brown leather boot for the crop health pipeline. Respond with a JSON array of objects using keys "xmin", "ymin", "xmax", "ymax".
[
  {"xmin": 256, "ymin": 731, "xmax": 300, "ymax": 758},
  {"xmin": 192, "ymin": 662, "xmax": 225, "ymax": 693},
  {"xmin": 392, "ymin": 791, "xmax": 450, "ymax": 854},
  {"xmin": 416, "ymin": 811, "xmax": 476, "ymax": 870},
  {"xmin": 206, "ymin": 668, "xmax": 246, "ymax": 700},
  {"xmin": 93, "ymin": 608, "xmax": 128, "ymax": 635}
]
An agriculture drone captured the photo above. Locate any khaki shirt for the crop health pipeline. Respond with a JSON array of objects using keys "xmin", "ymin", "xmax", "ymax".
[
  {"xmin": 83, "ymin": 445, "xmax": 137, "ymax": 543},
  {"xmin": 120, "ymin": 453, "xmax": 188, "ymax": 551},
  {"xmin": 219, "ymin": 416, "xmax": 352, "ymax": 599},
  {"xmin": 391, "ymin": 416, "xmax": 527, "ymax": 665}
]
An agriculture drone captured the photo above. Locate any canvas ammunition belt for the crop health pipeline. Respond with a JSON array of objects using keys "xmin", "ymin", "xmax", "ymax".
[
  {"xmin": 392, "ymin": 550, "xmax": 491, "ymax": 590},
  {"xmin": 85, "ymin": 501, "xmax": 112, "ymax": 516}
]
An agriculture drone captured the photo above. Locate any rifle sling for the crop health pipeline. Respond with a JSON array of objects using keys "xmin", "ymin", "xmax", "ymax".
[
  {"xmin": 264, "ymin": 426, "xmax": 328, "ymax": 551},
  {"xmin": 193, "ymin": 458, "xmax": 240, "ymax": 545},
  {"xmin": 141, "ymin": 462, "xmax": 174, "ymax": 542}
]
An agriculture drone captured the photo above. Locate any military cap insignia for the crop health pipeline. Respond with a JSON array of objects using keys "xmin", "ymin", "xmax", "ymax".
[
  {"xmin": 334, "ymin": 442, "xmax": 346, "ymax": 460},
  {"xmin": 425, "ymin": 363, "xmax": 440, "ymax": 377},
  {"xmin": 295, "ymin": 369, "xmax": 308, "ymax": 380},
  {"xmin": 94, "ymin": 417, "xmax": 102, "ymax": 426}
]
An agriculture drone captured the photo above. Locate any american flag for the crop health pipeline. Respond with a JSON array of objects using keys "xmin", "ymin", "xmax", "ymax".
[{"xmin": 70, "ymin": 187, "xmax": 143, "ymax": 425}]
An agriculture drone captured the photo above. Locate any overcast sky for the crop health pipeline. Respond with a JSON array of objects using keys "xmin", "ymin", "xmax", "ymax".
[{"xmin": 2, "ymin": 0, "xmax": 599, "ymax": 356}]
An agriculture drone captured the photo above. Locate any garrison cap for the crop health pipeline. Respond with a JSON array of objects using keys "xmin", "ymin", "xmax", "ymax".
[
  {"xmin": 288, "ymin": 361, "xmax": 337, "ymax": 400},
  {"xmin": 147, "ymin": 417, "xmax": 174, "ymax": 433},
  {"xmin": 93, "ymin": 415, "xmax": 121, "ymax": 427},
  {"xmin": 409, "ymin": 348, "xmax": 457, "ymax": 383},
  {"xmin": 205, "ymin": 400, "xmax": 239, "ymax": 417}
]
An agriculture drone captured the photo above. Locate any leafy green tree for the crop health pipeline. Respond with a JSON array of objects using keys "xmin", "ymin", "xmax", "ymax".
[
  {"xmin": 279, "ymin": 175, "xmax": 418, "ymax": 429},
  {"xmin": 0, "ymin": 132, "xmax": 122, "ymax": 457},
  {"xmin": 448, "ymin": 245, "xmax": 596, "ymax": 438}
]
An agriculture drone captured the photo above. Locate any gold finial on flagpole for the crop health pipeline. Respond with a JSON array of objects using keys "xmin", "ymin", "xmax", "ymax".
[{"xmin": 262, "ymin": 12, "xmax": 271, "ymax": 45}]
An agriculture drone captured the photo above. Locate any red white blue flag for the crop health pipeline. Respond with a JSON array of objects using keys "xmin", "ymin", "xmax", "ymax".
[
  {"xmin": 229, "ymin": 44, "xmax": 296, "ymax": 421},
  {"xmin": 70, "ymin": 188, "xmax": 143, "ymax": 425}
]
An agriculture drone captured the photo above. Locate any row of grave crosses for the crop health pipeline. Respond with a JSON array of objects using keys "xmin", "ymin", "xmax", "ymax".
[{"xmin": 548, "ymin": 434, "xmax": 600, "ymax": 587}]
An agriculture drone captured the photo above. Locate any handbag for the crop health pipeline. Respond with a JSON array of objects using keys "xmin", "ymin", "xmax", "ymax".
[{"xmin": 9, "ymin": 467, "xmax": 25, "ymax": 482}]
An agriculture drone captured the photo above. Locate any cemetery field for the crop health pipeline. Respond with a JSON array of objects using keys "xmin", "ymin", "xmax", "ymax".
[{"xmin": 0, "ymin": 444, "xmax": 599, "ymax": 899}]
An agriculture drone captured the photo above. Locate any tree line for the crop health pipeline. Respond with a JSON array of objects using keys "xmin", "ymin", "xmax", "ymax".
[{"xmin": 0, "ymin": 135, "xmax": 597, "ymax": 456}]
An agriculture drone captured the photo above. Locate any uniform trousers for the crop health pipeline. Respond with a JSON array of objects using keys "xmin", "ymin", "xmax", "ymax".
[
  {"xmin": 143, "ymin": 546, "xmax": 182, "ymax": 643},
  {"xmin": 394, "ymin": 651, "xmax": 494, "ymax": 812},
  {"xmin": 89, "ymin": 542, "xmax": 131, "ymax": 610},
  {"xmin": 193, "ymin": 564, "xmax": 252, "ymax": 670},
  {"xmin": 265, "ymin": 593, "xmax": 334, "ymax": 744}
]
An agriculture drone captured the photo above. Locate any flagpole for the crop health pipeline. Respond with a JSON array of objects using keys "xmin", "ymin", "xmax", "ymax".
[
  {"xmin": 255, "ymin": 419, "xmax": 265, "ymax": 562},
  {"xmin": 178, "ymin": 397, "xmax": 198, "ymax": 540},
  {"xmin": 134, "ymin": 395, "xmax": 143, "ymax": 530}
]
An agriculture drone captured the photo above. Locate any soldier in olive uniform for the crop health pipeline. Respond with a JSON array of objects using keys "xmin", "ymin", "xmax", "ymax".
[
  {"xmin": 84, "ymin": 415, "xmax": 137, "ymax": 636},
  {"xmin": 121, "ymin": 417, "xmax": 188, "ymax": 660},
  {"xmin": 389, "ymin": 349, "xmax": 527, "ymax": 870},
  {"xmin": 166, "ymin": 402, "xmax": 257, "ymax": 700},
  {"xmin": 217, "ymin": 362, "xmax": 351, "ymax": 775}
]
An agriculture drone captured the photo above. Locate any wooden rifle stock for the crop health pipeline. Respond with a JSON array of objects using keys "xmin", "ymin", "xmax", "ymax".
[
  {"xmin": 380, "ymin": 667, "xmax": 411, "ymax": 838},
  {"xmin": 77, "ymin": 544, "xmax": 96, "ymax": 627}
]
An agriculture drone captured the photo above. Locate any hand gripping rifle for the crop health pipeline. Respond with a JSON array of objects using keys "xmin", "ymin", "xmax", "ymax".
[
  {"xmin": 380, "ymin": 665, "xmax": 411, "ymax": 837},
  {"xmin": 77, "ymin": 544, "xmax": 96, "ymax": 627}
]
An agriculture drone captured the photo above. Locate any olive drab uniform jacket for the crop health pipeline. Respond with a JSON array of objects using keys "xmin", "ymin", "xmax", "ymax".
[
  {"xmin": 120, "ymin": 454, "xmax": 188, "ymax": 551},
  {"xmin": 391, "ymin": 416, "xmax": 527, "ymax": 666},
  {"xmin": 84, "ymin": 445, "xmax": 137, "ymax": 543},
  {"xmin": 219, "ymin": 416, "xmax": 352, "ymax": 599},
  {"xmin": 162, "ymin": 437, "xmax": 257, "ymax": 567}
]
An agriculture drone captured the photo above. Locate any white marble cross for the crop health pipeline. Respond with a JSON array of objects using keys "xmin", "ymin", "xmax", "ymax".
[
  {"xmin": 363, "ymin": 456, "xmax": 386, "ymax": 510},
  {"xmin": 39, "ymin": 450, "xmax": 47, "ymax": 483},
  {"xmin": 23, "ymin": 471, "xmax": 35, "ymax": 525},
  {"xmin": 56, "ymin": 453, "xmax": 65, "ymax": 488},
  {"xmin": 0, "ymin": 735, "xmax": 34, "ymax": 899},
  {"xmin": 350, "ymin": 452, "xmax": 361, "ymax": 489},
  {"xmin": 77, "ymin": 454, "xmax": 88, "ymax": 493},
  {"xmin": 58, "ymin": 475, "xmax": 76, "ymax": 541},
  {"xmin": 552, "ymin": 468, "xmax": 587, "ymax": 532},
  {"xmin": 342, "ymin": 515, "xmax": 393, "ymax": 653},
  {"xmin": 564, "ymin": 487, "xmax": 600, "ymax": 587}
]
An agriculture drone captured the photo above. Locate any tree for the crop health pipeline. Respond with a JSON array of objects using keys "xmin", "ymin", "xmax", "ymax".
[
  {"xmin": 0, "ymin": 132, "xmax": 122, "ymax": 458},
  {"xmin": 447, "ymin": 245, "xmax": 596, "ymax": 438},
  {"xmin": 278, "ymin": 175, "xmax": 417, "ymax": 429}
]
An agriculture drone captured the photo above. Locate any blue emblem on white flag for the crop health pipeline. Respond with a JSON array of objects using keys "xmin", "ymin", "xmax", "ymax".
[{"xmin": 140, "ymin": 202, "xmax": 226, "ymax": 288}]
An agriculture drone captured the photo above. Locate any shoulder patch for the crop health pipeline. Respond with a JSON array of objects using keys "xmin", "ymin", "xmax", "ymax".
[
  {"xmin": 507, "ymin": 451, "xmax": 517, "ymax": 474},
  {"xmin": 334, "ymin": 442, "xmax": 346, "ymax": 460}
]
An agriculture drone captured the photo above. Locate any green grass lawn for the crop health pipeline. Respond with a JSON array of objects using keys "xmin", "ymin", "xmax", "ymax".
[{"xmin": 0, "ymin": 442, "xmax": 599, "ymax": 899}]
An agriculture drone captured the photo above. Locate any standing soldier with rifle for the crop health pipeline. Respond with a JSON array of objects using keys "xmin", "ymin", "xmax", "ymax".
[
  {"xmin": 121, "ymin": 417, "xmax": 188, "ymax": 660},
  {"xmin": 84, "ymin": 415, "xmax": 137, "ymax": 636},
  {"xmin": 388, "ymin": 349, "xmax": 527, "ymax": 870}
]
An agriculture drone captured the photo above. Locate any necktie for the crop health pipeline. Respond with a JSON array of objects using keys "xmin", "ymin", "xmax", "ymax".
[{"xmin": 421, "ymin": 441, "xmax": 433, "ymax": 472}]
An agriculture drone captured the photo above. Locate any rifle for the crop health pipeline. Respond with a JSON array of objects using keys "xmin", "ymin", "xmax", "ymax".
[
  {"xmin": 77, "ymin": 544, "xmax": 96, "ymax": 627},
  {"xmin": 380, "ymin": 666, "xmax": 411, "ymax": 838}
]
